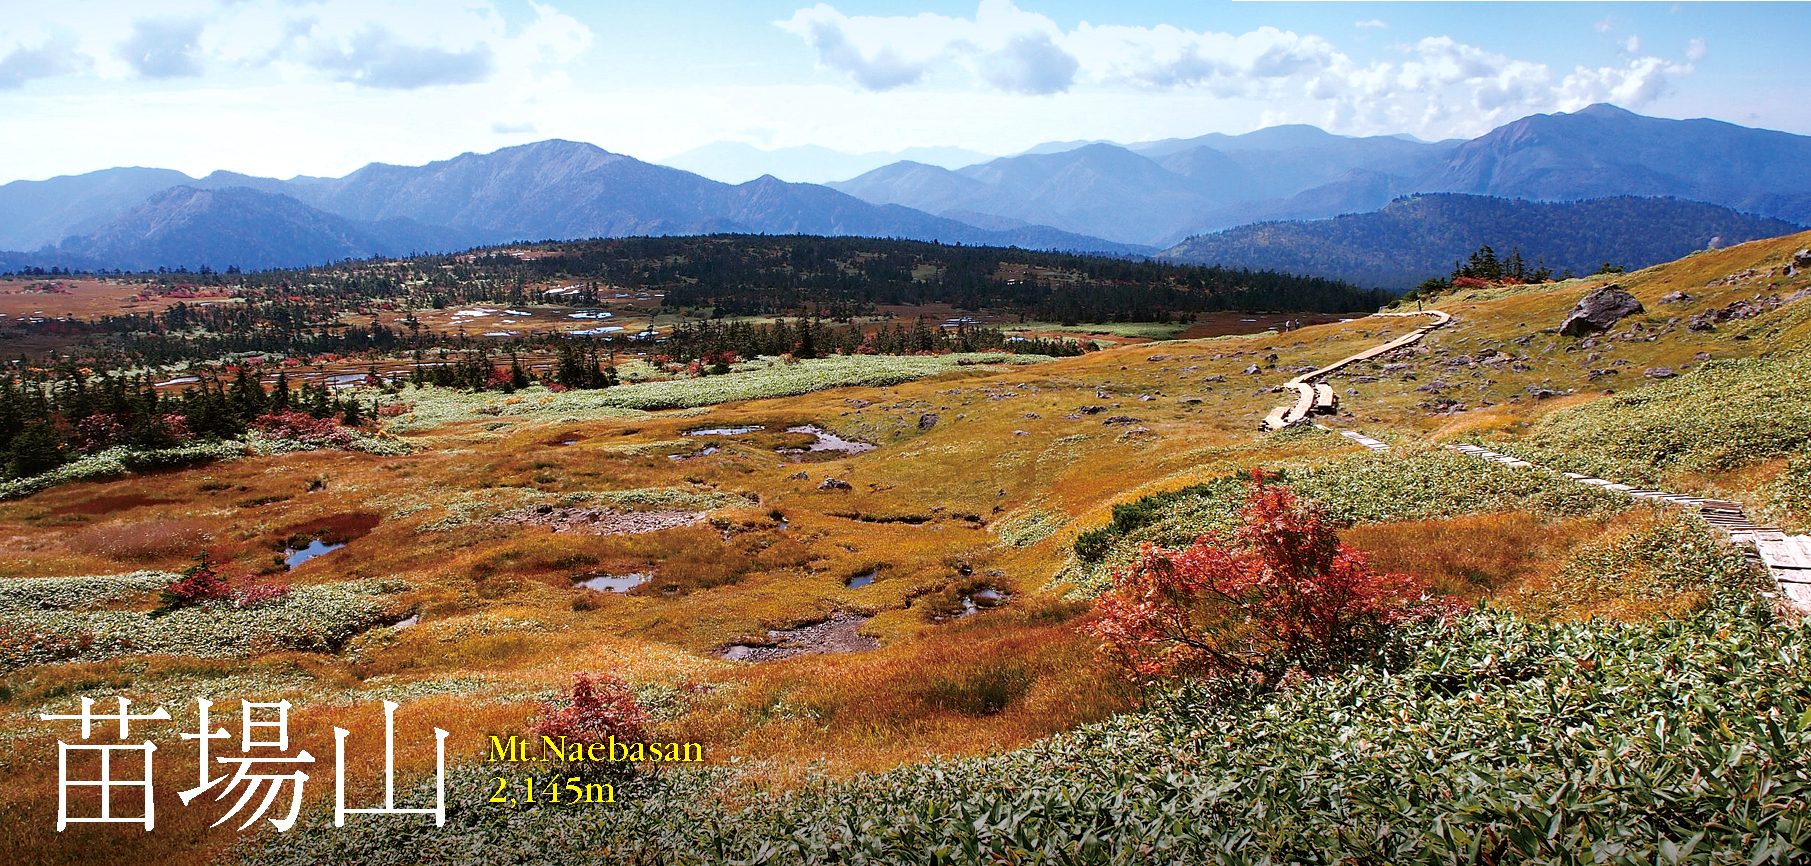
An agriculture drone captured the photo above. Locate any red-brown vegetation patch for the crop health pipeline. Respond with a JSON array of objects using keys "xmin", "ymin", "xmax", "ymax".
[
  {"xmin": 64, "ymin": 518, "xmax": 212, "ymax": 562},
  {"xmin": 274, "ymin": 512, "xmax": 381, "ymax": 547},
  {"xmin": 49, "ymin": 493, "xmax": 180, "ymax": 516}
]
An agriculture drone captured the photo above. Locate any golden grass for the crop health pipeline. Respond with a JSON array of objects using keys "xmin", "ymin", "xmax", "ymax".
[
  {"xmin": 8, "ymin": 231, "xmax": 1811, "ymax": 865},
  {"xmin": 1342, "ymin": 512, "xmax": 1608, "ymax": 600}
]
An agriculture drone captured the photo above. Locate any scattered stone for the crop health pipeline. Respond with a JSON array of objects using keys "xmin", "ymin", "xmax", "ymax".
[
  {"xmin": 1137, "ymin": 394, "xmax": 1155, "ymax": 401},
  {"xmin": 1022, "ymin": 412, "xmax": 1041, "ymax": 419},
  {"xmin": 1659, "ymin": 291, "xmax": 1692, "ymax": 304},
  {"xmin": 1102, "ymin": 416, "xmax": 1141, "ymax": 426},
  {"xmin": 1645, "ymin": 367, "xmax": 1678, "ymax": 379},
  {"xmin": 916, "ymin": 413, "xmax": 939, "ymax": 430},
  {"xmin": 1528, "ymin": 387, "xmax": 1561, "ymax": 400},
  {"xmin": 817, "ymin": 478, "xmax": 853, "ymax": 491},
  {"xmin": 1077, "ymin": 405, "xmax": 1107, "ymax": 414},
  {"xmin": 1242, "ymin": 364, "xmax": 1262, "ymax": 375},
  {"xmin": 787, "ymin": 470, "xmax": 810, "ymax": 480},
  {"xmin": 1559, "ymin": 285, "xmax": 1644, "ymax": 337},
  {"xmin": 1014, "ymin": 430, "xmax": 1029, "ymax": 436}
]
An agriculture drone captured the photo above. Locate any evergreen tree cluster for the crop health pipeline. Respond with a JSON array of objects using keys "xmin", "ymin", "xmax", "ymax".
[
  {"xmin": 657, "ymin": 318, "xmax": 1086, "ymax": 363},
  {"xmin": 0, "ymin": 366, "xmax": 366, "ymax": 480}
]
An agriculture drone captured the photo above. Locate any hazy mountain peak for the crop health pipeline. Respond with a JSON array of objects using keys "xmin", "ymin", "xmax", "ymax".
[{"xmin": 1573, "ymin": 102, "xmax": 1638, "ymax": 119}]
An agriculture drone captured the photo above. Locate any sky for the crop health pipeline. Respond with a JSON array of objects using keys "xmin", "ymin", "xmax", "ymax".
[{"xmin": 1, "ymin": 1, "xmax": 1808, "ymax": 184}]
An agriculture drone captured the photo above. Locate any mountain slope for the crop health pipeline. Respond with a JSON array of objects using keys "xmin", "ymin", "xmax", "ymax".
[
  {"xmin": 47, "ymin": 186, "xmax": 481, "ymax": 271},
  {"xmin": 0, "ymin": 167, "xmax": 196, "ymax": 251},
  {"xmin": 1160, "ymin": 194, "xmax": 1805, "ymax": 288},
  {"xmin": 1422, "ymin": 104, "xmax": 1811, "ymax": 223}
]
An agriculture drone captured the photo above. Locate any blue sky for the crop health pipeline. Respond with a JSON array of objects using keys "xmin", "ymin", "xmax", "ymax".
[{"xmin": 0, "ymin": 1, "xmax": 1806, "ymax": 184}]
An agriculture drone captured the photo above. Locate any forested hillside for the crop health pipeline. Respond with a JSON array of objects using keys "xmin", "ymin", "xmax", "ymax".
[{"xmin": 1161, "ymin": 194, "xmax": 1803, "ymax": 287}]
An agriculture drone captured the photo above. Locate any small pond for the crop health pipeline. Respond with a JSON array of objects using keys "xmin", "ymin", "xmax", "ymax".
[
  {"xmin": 577, "ymin": 573, "xmax": 651, "ymax": 593},
  {"xmin": 783, "ymin": 425, "xmax": 876, "ymax": 455},
  {"xmin": 685, "ymin": 426, "xmax": 763, "ymax": 436},
  {"xmin": 961, "ymin": 587, "xmax": 1007, "ymax": 616},
  {"xmin": 846, "ymin": 570, "xmax": 877, "ymax": 589},
  {"xmin": 284, "ymin": 539, "xmax": 346, "ymax": 569}
]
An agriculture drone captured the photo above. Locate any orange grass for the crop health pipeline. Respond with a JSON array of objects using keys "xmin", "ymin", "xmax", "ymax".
[{"xmin": 1341, "ymin": 513, "xmax": 1609, "ymax": 600}]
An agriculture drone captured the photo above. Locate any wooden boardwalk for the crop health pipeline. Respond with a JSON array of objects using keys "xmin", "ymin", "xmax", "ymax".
[
  {"xmin": 1443, "ymin": 443, "xmax": 1811, "ymax": 612},
  {"xmin": 1262, "ymin": 310, "xmax": 1451, "ymax": 431}
]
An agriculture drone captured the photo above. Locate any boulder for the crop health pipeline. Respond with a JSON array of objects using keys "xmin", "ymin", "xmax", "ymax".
[
  {"xmin": 1559, "ymin": 286, "xmax": 1644, "ymax": 337},
  {"xmin": 917, "ymin": 413, "xmax": 939, "ymax": 430},
  {"xmin": 817, "ymin": 478, "xmax": 852, "ymax": 491}
]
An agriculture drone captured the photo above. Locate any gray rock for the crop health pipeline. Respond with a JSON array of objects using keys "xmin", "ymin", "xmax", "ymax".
[
  {"xmin": 1795, "ymin": 249, "xmax": 1811, "ymax": 269},
  {"xmin": 1559, "ymin": 286, "xmax": 1645, "ymax": 337},
  {"xmin": 1659, "ymin": 291, "xmax": 1692, "ymax": 304},
  {"xmin": 817, "ymin": 478, "xmax": 852, "ymax": 491},
  {"xmin": 917, "ymin": 413, "xmax": 939, "ymax": 430},
  {"xmin": 1645, "ymin": 367, "xmax": 1678, "ymax": 379}
]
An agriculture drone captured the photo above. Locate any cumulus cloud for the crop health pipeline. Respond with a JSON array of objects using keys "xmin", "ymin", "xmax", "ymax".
[
  {"xmin": 116, "ymin": 17, "xmax": 206, "ymax": 78},
  {"xmin": 778, "ymin": 0, "xmax": 1078, "ymax": 93},
  {"xmin": 977, "ymin": 31, "xmax": 1077, "ymax": 94},
  {"xmin": 787, "ymin": 11, "xmax": 933, "ymax": 90},
  {"xmin": 778, "ymin": 2, "xmax": 1698, "ymax": 138},
  {"xmin": 0, "ymin": 33, "xmax": 90, "ymax": 89},
  {"xmin": 307, "ymin": 25, "xmax": 495, "ymax": 88}
]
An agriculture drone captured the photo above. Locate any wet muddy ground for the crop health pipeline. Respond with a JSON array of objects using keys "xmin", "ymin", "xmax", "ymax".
[{"xmin": 720, "ymin": 613, "xmax": 879, "ymax": 662}]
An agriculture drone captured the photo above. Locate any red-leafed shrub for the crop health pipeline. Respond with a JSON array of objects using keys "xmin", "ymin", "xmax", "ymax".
[
  {"xmin": 77, "ymin": 413, "xmax": 127, "ymax": 451},
  {"xmin": 151, "ymin": 551, "xmax": 239, "ymax": 617},
  {"xmin": 1450, "ymin": 276, "xmax": 1490, "ymax": 289},
  {"xmin": 528, "ymin": 671, "xmax": 651, "ymax": 751},
  {"xmin": 1086, "ymin": 477, "xmax": 1460, "ymax": 683},
  {"xmin": 253, "ymin": 411, "xmax": 353, "ymax": 447}
]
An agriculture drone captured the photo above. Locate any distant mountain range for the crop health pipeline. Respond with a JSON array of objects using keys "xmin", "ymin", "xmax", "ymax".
[
  {"xmin": 1160, "ymin": 194, "xmax": 1805, "ymax": 289},
  {"xmin": 3, "ymin": 103, "xmax": 1810, "ymax": 277},
  {"xmin": 830, "ymin": 104, "xmax": 1811, "ymax": 249},
  {"xmin": 0, "ymin": 142, "xmax": 1146, "ymax": 272},
  {"xmin": 657, "ymin": 142, "xmax": 996, "ymax": 185}
]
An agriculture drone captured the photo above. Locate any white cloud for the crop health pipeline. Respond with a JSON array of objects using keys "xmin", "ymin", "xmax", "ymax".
[
  {"xmin": 1686, "ymin": 38, "xmax": 1708, "ymax": 62},
  {"xmin": 778, "ymin": 0, "xmax": 1078, "ymax": 93},
  {"xmin": 1355, "ymin": 20, "xmax": 1387, "ymax": 30},
  {"xmin": 1, "ymin": 1, "xmax": 591, "ymax": 89},
  {"xmin": 977, "ymin": 31, "xmax": 1077, "ymax": 94},
  {"xmin": 116, "ymin": 17, "xmax": 206, "ymax": 78},
  {"xmin": 0, "ymin": 32, "xmax": 90, "ymax": 89},
  {"xmin": 306, "ymin": 26, "xmax": 495, "ymax": 88},
  {"xmin": 777, "ymin": 3, "xmax": 1698, "ymax": 139}
]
